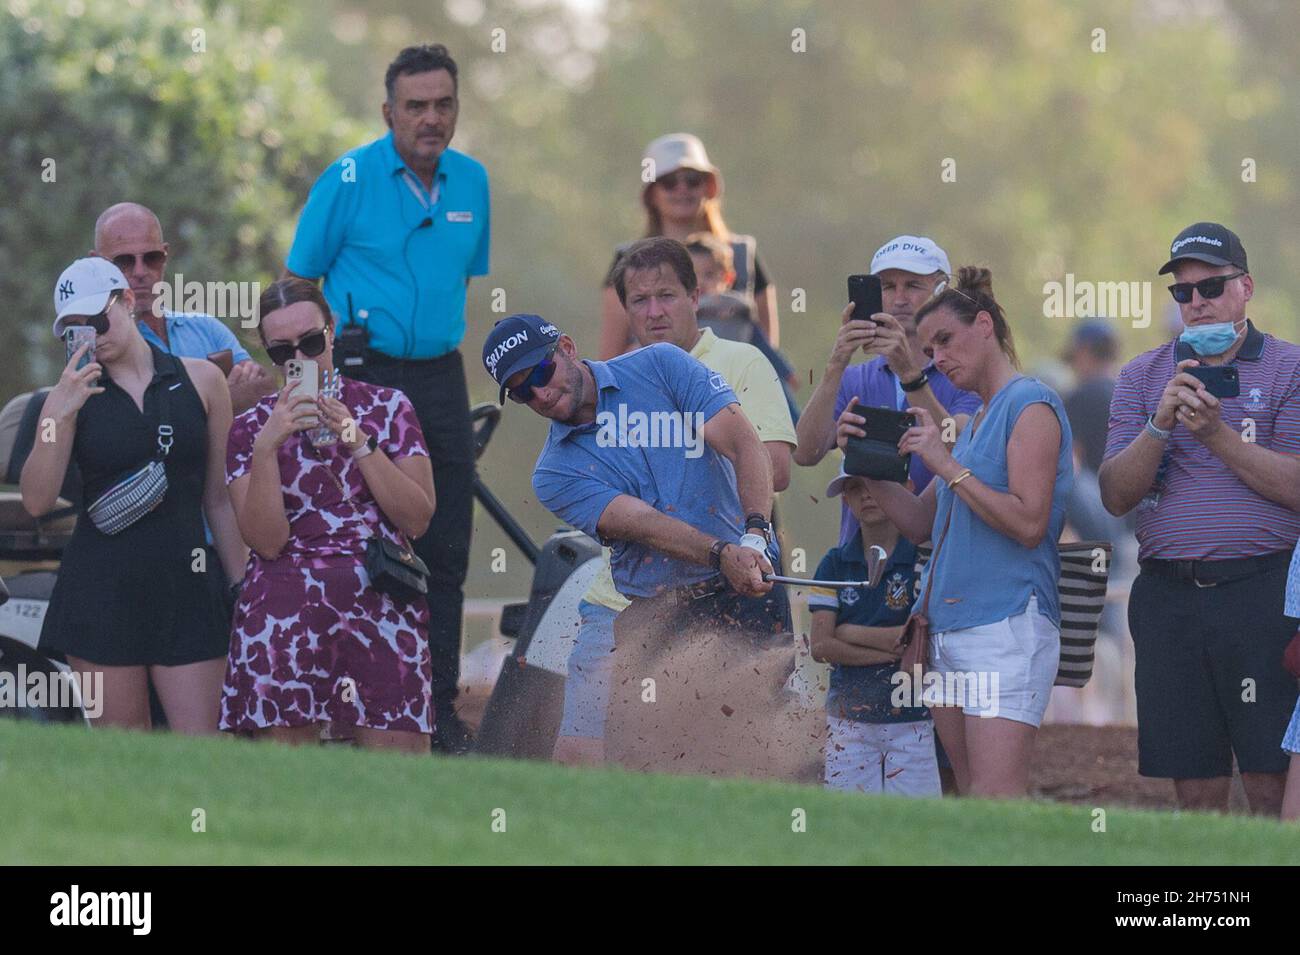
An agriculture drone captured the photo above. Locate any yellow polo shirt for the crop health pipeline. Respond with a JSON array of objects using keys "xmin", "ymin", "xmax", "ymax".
[{"xmin": 582, "ymin": 327, "xmax": 797, "ymax": 612}]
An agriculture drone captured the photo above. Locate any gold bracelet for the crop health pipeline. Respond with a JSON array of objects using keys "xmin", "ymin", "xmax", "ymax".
[{"xmin": 948, "ymin": 468, "xmax": 974, "ymax": 489}]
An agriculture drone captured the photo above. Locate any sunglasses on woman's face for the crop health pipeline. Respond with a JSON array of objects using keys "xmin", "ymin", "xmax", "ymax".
[
  {"xmin": 506, "ymin": 346, "xmax": 560, "ymax": 403},
  {"xmin": 110, "ymin": 250, "xmax": 167, "ymax": 272},
  {"xmin": 67, "ymin": 293, "xmax": 119, "ymax": 335},
  {"xmin": 657, "ymin": 170, "xmax": 707, "ymax": 191},
  {"xmin": 266, "ymin": 327, "xmax": 328, "ymax": 366},
  {"xmin": 1167, "ymin": 271, "xmax": 1247, "ymax": 305}
]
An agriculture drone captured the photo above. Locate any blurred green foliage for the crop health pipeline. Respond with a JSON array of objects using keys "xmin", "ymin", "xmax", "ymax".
[
  {"xmin": 4, "ymin": 0, "xmax": 1299, "ymax": 598},
  {"xmin": 0, "ymin": 0, "xmax": 363, "ymax": 388}
]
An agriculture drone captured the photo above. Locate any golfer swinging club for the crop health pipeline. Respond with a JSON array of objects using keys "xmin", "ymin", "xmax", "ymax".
[
  {"xmin": 483, "ymin": 313, "xmax": 776, "ymax": 608},
  {"xmin": 483, "ymin": 314, "xmax": 796, "ymax": 771}
]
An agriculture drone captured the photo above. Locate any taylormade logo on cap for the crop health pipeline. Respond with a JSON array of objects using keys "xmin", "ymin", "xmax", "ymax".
[{"xmin": 1172, "ymin": 235, "xmax": 1223, "ymax": 253}]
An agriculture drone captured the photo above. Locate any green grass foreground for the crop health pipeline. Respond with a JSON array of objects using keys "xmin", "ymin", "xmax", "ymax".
[{"xmin": 2, "ymin": 721, "xmax": 1297, "ymax": 865}]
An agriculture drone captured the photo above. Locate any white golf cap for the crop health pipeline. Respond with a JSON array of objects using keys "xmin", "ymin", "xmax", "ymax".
[
  {"xmin": 642, "ymin": 133, "xmax": 722, "ymax": 196},
  {"xmin": 52, "ymin": 257, "xmax": 128, "ymax": 337},
  {"xmin": 870, "ymin": 235, "xmax": 951, "ymax": 277},
  {"xmin": 825, "ymin": 460, "xmax": 853, "ymax": 498}
]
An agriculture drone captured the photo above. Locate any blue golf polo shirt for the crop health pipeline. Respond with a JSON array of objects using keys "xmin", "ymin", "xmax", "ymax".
[
  {"xmin": 808, "ymin": 533, "xmax": 927, "ymax": 724},
  {"xmin": 834, "ymin": 356, "xmax": 980, "ymax": 545},
  {"xmin": 137, "ymin": 311, "xmax": 252, "ymax": 365},
  {"xmin": 532, "ymin": 342, "xmax": 744, "ymax": 598},
  {"xmin": 286, "ymin": 131, "xmax": 490, "ymax": 359}
]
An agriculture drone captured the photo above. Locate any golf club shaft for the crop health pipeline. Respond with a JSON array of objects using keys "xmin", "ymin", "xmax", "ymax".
[{"xmin": 762, "ymin": 574, "xmax": 870, "ymax": 588}]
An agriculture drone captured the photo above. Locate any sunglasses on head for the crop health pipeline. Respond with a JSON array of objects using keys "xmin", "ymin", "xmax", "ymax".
[
  {"xmin": 506, "ymin": 345, "xmax": 560, "ymax": 403},
  {"xmin": 66, "ymin": 292, "xmax": 120, "ymax": 335},
  {"xmin": 110, "ymin": 250, "xmax": 167, "ymax": 272},
  {"xmin": 930, "ymin": 279, "xmax": 981, "ymax": 308},
  {"xmin": 1167, "ymin": 270, "xmax": 1246, "ymax": 305},
  {"xmin": 266, "ymin": 327, "xmax": 328, "ymax": 366},
  {"xmin": 657, "ymin": 170, "xmax": 708, "ymax": 191}
]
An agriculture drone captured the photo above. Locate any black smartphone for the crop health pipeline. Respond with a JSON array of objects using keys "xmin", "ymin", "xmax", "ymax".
[
  {"xmin": 848, "ymin": 274, "xmax": 883, "ymax": 324},
  {"xmin": 1187, "ymin": 365, "xmax": 1240, "ymax": 399},
  {"xmin": 843, "ymin": 403, "xmax": 915, "ymax": 484}
]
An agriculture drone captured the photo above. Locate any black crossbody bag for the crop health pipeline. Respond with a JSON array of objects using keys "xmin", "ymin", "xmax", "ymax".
[{"xmin": 312, "ymin": 446, "xmax": 429, "ymax": 602}]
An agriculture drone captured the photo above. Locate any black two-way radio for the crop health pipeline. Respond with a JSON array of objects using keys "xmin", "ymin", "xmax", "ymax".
[{"xmin": 335, "ymin": 291, "xmax": 369, "ymax": 370}]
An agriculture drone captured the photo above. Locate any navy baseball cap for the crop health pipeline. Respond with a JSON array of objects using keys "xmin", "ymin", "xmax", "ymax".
[
  {"xmin": 1158, "ymin": 222, "xmax": 1248, "ymax": 275},
  {"xmin": 482, "ymin": 314, "xmax": 562, "ymax": 403}
]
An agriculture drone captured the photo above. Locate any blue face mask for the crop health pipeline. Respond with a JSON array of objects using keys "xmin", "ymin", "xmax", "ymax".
[{"xmin": 1179, "ymin": 319, "xmax": 1244, "ymax": 357}]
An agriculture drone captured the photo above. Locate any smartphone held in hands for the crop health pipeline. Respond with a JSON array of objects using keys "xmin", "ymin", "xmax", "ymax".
[
  {"xmin": 1186, "ymin": 364, "xmax": 1240, "ymax": 399},
  {"xmin": 285, "ymin": 358, "xmax": 320, "ymax": 428},
  {"xmin": 843, "ymin": 402, "xmax": 915, "ymax": 484},
  {"xmin": 65, "ymin": 326, "xmax": 98, "ymax": 384},
  {"xmin": 848, "ymin": 274, "xmax": 883, "ymax": 324}
]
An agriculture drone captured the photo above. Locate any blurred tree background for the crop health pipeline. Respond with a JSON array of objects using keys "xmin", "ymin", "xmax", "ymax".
[{"xmin": 3, "ymin": 0, "xmax": 1299, "ymax": 600}]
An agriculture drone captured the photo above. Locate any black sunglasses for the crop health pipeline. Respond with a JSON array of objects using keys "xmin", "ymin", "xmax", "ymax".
[
  {"xmin": 506, "ymin": 345, "xmax": 560, "ymax": 403},
  {"xmin": 266, "ymin": 328, "xmax": 328, "ymax": 366},
  {"xmin": 1167, "ymin": 271, "xmax": 1247, "ymax": 305},
  {"xmin": 65, "ymin": 292, "xmax": 119, "ymax": 335},
  {"xmin": 657, "ymin": 170, "xmax": 708, "ymax": 191},
  {"xmin": 110, "ymin": 250, "xmax": 167, "ymax": 272}
]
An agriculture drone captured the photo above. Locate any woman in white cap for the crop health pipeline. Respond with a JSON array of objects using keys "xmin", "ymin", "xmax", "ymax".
[
  {"xmin": 598, "ymin": 133, "xmax": 781, "ymax": 357},
  {"xmin": 21, "ymin": 257, "xmax": 246, "ymax": 732}
]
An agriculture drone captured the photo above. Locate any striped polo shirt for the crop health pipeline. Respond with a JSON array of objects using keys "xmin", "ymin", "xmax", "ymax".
[{"xmin": 1104, "ymin": 320, "xmax": 1300, "ymax": 560}]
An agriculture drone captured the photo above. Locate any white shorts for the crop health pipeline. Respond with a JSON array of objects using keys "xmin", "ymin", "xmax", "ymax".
[
  {"xmin": 824, "ymin": 716, "xmax": 941, "ymax": 798},
  {"xmin": 929, "ymin": 594, "xmax": 1060, "ymax": 727}
]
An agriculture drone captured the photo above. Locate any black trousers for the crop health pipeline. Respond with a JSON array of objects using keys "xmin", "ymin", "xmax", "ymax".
[
  {"xmin": 344, "ymin": 349, "xmax": 475, "ymax": 709},
  {"xmin": 1128, "ymin": 555, "xmax": 1298, "ymax": 778}
]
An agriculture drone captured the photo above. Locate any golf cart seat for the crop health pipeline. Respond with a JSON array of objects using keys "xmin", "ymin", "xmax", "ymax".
[{"xmin": 0, "ymin": 389, "xmax": 80, "ymax": 558}]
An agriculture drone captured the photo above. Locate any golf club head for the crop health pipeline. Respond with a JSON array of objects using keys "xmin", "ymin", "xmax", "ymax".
[{"xmin": 866, "ymin": 545, "xmax": 889, "ymax": 588}]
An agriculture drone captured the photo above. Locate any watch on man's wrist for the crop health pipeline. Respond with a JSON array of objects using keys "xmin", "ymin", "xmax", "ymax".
[
  {"xmin": 743, "ymin": 513, "xmax": 772, "ymax": 540},
  {"xmin": 708, "ymin": 538, "xmax": 730, "ymax": 571},
  {"xmin": 900, "ymin": 370, "xmax": 929, "ymax": 393},
  {"xmin": 1144, "ymin": 413, "xmax": 1172, "ymax": 441}
]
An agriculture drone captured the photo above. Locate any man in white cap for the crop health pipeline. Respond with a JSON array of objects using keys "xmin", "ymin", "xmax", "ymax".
[{"xmin": 793, "ymin": 235, "xmax": 981, "ymax": 549}]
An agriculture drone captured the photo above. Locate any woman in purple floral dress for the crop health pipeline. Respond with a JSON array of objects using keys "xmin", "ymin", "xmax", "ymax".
[{"xmin": 220, "ymin": 279, "xmax": 436, "ymax": 753}]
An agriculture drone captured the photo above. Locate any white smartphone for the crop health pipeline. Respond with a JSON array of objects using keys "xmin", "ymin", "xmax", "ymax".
[{"xmin": 285, "ymin": 358, "xmax": 320, "ymax": 426}]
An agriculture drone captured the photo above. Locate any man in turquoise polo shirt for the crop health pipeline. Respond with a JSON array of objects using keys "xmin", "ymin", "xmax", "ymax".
[{"xmin": 285, "ymin": 43, "xmax": 491, "ymax": 754}]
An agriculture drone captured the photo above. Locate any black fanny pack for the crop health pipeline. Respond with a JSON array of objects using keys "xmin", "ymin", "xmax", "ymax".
[{"xmin": 86, "ymin": 365, "xmax": 175, "ymax": 535}]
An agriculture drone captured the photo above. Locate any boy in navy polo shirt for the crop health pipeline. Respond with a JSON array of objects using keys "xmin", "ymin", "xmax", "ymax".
[{"xmin": 809, "ymin": 466, "xmax": 940, "ymax": 797}]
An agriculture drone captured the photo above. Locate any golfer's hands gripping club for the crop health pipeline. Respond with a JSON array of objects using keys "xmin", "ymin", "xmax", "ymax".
[{"xmin": 720, "ymin": 542, "xmax": 774, "ymax": 597}]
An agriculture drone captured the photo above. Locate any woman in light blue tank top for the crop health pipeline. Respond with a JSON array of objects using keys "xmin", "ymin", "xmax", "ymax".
[{"xmin": 839, "ymin": 267, "xmax": 1074, "ymax": 800}]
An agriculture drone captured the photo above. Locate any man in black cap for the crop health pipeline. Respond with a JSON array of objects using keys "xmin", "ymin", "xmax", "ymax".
[{"xmin": 1099, "ymin": 222, "xmax": 1300, "ymax": 815}]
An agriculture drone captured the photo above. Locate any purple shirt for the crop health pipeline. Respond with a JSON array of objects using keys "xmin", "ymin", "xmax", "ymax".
[
  {"xmin": 1103, "ymin": 321, "xmax": 1300, "ymax": 561},
  {"xmin": 834, "ymin": 357, "xmax": 981, "ymax": 546}
]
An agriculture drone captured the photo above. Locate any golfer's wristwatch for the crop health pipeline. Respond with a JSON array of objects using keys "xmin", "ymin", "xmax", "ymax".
[{"xmin": 708, "ymin": 538, "xmax": 730, "ymax": 570}]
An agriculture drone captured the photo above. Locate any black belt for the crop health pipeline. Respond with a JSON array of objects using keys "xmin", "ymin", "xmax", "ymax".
[
  {"xmin": 648, "ymin": 575, "xmax": 727, "ymax": 607},
  {"xmin": 362, "ymin": 348, "xmax": 459, "ymax": 367},
  {"xmin": 1139, "ymin": 550, "xmax": 1290, "ymax": 588}
]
